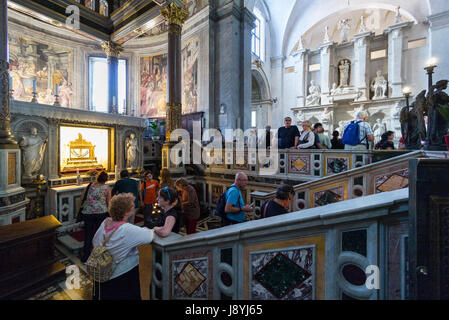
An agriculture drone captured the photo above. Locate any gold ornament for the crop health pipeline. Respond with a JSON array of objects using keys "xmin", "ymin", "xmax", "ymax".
[
  {"xmin": 101, "ymin": 41, "xmax": 124, "ymax": 58},
  {"xmin": 161, "ymin": 2, "xmax": 188, "ymax": 27}
]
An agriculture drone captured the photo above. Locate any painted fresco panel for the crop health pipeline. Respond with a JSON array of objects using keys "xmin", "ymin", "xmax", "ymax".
[{"xmin": 8, "ymin": 34, "xmax": 73, "ymax": 107}]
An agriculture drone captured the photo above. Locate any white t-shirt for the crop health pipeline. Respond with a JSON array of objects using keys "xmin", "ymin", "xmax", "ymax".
[{"xmin": 93, "ymin": 219, "xmax": 154, "ymax": 279}]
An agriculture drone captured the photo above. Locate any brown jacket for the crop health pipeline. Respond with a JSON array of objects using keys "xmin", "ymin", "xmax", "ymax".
[{"xmin": 180, "ymin": 185, "xmax": 200, "ymax": 220}]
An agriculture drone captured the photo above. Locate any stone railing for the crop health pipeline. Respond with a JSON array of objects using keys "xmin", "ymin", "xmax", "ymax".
[
  {"xmin": 250, "ymin": 151, "xmax": 449, "ymax": 216},
  {"xmin": 150, "ymin": 188, "xmax": 409, "ymax": 300},
  {"xmin": 203, "ymin": 149, "xmax": 376, "ymax": 182}
]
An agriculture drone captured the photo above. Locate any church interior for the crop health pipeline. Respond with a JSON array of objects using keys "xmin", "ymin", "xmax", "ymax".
[{"xmin": 0, "ymin": 0, "xmax": 449, "ymax": 301}]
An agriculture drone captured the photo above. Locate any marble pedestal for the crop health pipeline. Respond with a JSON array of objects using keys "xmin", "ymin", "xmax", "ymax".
[{"xmin": 0, "ymin": 145, "xmax": 29, "ymax": 226}]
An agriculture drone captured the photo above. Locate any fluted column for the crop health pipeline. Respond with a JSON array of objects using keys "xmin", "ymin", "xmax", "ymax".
[
  {"xmin": 101, "ymin": 41, "xmax": 123, "ymax": 114},
  {"xmin": 160, "ymin": 1, "xmax": 188, "ymax": 171}
]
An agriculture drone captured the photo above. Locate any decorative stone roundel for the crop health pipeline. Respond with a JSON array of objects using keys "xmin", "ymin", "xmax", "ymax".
[{"xmin": 336, "ymin": 251, "xmax": 375, "ymax": 300}]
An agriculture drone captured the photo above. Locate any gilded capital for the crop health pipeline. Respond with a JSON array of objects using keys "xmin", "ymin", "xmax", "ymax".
[
  {"xmin": 161, "ymin": 2, "xmax": 188, "ymax": 27},
  {"xmin": 101, "ymin": 41, "xmax": 124, "ymax": 58}
]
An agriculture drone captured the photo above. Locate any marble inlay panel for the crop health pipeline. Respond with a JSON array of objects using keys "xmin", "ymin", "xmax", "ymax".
[
  {"xmin": 375, "ymin": 168, "xmax": 409, "ymax": 194},
  {"xmin": 325, "ymin": 155, "xmax": 351, "ymax": 176},
  {"xmin": 288, "ymin": 154, "xmax": 311, "ymax": 175},
  {"xmin": 250, "ymin": 246, "xmax": 315, "ymax": 300},
  {"xmin": 311, "ymin": 182, "xmax": 347, "ymax": 208}
]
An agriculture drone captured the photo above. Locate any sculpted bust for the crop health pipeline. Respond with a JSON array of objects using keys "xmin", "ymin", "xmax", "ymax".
[{"xmin": 19, "ymin": 127, "xmax": 48, "ymax": 178}]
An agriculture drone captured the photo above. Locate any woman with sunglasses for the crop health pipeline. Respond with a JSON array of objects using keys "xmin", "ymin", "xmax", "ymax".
[{"xmin": 154, "ymin": 186, "xmax": 181, "ymax": 237}]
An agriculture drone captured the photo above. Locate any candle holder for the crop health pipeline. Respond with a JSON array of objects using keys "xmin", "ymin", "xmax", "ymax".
[
  {"xmin": 403, "ymin": 88, "xmax": 411, "ymax": 147},
  {"xmin": 54, "ymin": 94, "xmax": 60, "ymax": 107},
  {"xmin": 424, "ymin": 60, "xmax": 437, "ymax": 92}
]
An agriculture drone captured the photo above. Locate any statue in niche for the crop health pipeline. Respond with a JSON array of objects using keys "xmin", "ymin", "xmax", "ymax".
[
  {"xmin": 371, "ymin": 70, "xmax": 388, "ymax": 100},
  {"xmin": 373, "ymin": 119, "xmax": 387, "ymax": 143},
  {"xmin": 338, "ymin": 59, "xmax": 351, "ymax": 87},
  {"xmin": 19, "ymin": 127, "xmax": 48, "ymax": 178},
  {"xmin": 58, "ymin": 80, "xmax": 73, "ymax": 108},
  {"xmin": 338, "ymin": 19, "xmax": 351, "ymax": 43},
  {"xmin": 359, "ymin": 16, "xmax": 367, "ymax": 33},
  {"xmin": 306, "ymin": 80, "xmax": 321, "ymax": 106},
  {"xmin": 125, "ymin": 133, "xmax": 138, "ymax": 169},
  {"xmin": 323, "ymin": 26, "xmax": 331, "ymax": 43},
  {"xmin": 400, "ymin": 90, "xmax": 427, "ymax": 150},
  {"xmin": 426, "ymin": 80, "xmax": 449, "ymax": 150}
]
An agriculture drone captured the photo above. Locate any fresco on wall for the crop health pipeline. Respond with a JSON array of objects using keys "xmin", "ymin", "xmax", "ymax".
[
  {"xmin": 140, "ymin": 53, "xmax": 168, "ymax": 118},
  {"xmin": 140, "ymin": 39, "xmax": 199, "ymax": 117},
  {"xmin": 182, "ymin": 38, "xmax": 199, "ymax": 114},
  {"xmin": 8, "ymin": 34, "xmax": 73, "ymax": 107},
  {"xmin": 185, "ymin": 0, "xmax": 207, "ymax": 17}
]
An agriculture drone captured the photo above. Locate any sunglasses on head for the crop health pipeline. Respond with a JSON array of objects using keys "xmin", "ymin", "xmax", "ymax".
[{"xmin": 163, "ymin": 186, "xmax": 172, "ymax": 202}]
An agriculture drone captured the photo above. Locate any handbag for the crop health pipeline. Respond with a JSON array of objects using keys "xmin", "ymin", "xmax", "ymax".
[{"xmin": 76, "ymin": 183, "xmax": 93, "ymax": 223}]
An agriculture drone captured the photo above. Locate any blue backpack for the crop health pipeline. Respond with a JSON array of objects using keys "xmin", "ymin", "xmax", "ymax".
[
  {"xmin": 215, "ymin": 186, "xmax": 240, "ymax": 218},
  {"xmin": 342, "ymin": 120, "xmax": 365, "ymax": 146}
]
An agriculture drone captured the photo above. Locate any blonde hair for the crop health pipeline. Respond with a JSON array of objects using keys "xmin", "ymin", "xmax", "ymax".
[
  {"xmin": 108, "ymin": 193, "xmax": 135, "ymax": 221},
  {"xmin": 302, "ymin": 121, "xmax": 312, "ymax": 129},
  {"xmin": 175, "ymin": 178, "xmax": 189, "ymax": 188}
]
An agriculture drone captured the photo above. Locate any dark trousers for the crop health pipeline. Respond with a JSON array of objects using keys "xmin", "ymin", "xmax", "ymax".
[
  {"xmin": 184, "ymin": 216, "xmax": 198, "ymax": 234},
  {"xmin": 83, "ymin": 213, "xmax": 108, "ymax": 261},
  {"xmin": 143, "ymin": 204, "xmax": 154, "ymax": 228},
  {"xmin": 221, "ymin": 216, "xmax": 242, "ymax": 227},
  {"xmin": 93, "ymin": 265, "xmax": 141, "ymax": 300}
]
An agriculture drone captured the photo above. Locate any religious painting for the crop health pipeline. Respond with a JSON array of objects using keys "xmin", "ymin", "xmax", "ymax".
[
  {"xmin": 140, "ymin": 41, "xmax": 199, "ymax": 117},
  {"xmin": 8, "ymin": 34, "xmax": 73, "ymax": 107},
  {"xmin": 170, "ymin": 251, "xmax": 213, "ymax": 299},
  {"xmin": 374, "ymin": 168, "xmax": 409, "ymax": 194},
  {"xmin": 288, "ymin": 154, "xmax": 311, "ymax": 175},
  {"xmin": 181, "ymin": 38, "xmax": 199, "ymax": 114},
  {"xmin": 324, "ymin": 155, "xmax": 351, "ymax": 176},
  {"xmin": 139, "ymin": 53, "xmax": 168, "ymax": 118},
  {"xmin": 311, "ymin": 182, "xmax": 347, "ymax": 208},
  {"xmin": 59, "ymin": 125, "xmax": 113, "ymax": 175}
]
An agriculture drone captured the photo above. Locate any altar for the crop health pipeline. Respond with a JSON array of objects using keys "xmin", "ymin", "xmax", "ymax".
[{"xmin": 10, "ymin": 100, "xmax": 146, "ymax": 227}]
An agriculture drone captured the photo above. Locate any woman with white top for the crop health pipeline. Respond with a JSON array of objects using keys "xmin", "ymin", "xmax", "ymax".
[
  {"xmin": 92, "ymin": 193, "xmax": 155, "ymax": 300},
  {"xmin": 297, "ymin": 121, "xmax": 316, "ymax": 149}
]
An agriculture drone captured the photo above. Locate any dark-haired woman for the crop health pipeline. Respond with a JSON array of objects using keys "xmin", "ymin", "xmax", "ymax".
[
  {"xmin": 154, "ymin": 187, "xmax": 181, "ymax": 237},
  {"xmin": 80, "ymin": 171, "xmax": 111, "ymax": 262},
  {"xmin": 375, "ymin": 131, "xmax": 395, "ymax": 150}
]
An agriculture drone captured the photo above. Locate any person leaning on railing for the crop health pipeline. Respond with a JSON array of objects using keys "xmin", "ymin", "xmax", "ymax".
[
  {"xmin": 154, "ymin": 187, "xmax": 181, "ymax": 237},
  {"xmin": 260, "ymin": 185, "xmax": 295, "ymax": 218},
  {"xmin": 92, "ymin": 193, "xmax": 155, "ymax": 300}
]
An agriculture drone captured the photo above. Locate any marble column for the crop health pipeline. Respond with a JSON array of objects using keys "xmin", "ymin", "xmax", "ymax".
[
  {"xmin": 353, "ymin": 32, "xmax": 373, "ymax": 102},
  {"xmin": 291, "ymin": 48, "xmax": 309, "ymax": 108},
  {"xmin": 386, "ymin": 22, "xmax": 412, "ymax": 98},
  {"xmin": 160, "ymin": 1, "xmax": 188, "ymax": 172},
  {"xmin": 0, "ymin": 0, "xmax": 28, "ymax": 225},
  {"xmin": 101, "ymin": 41, "xmax": 123, "ymax": 114},
  {"xmin": 319, "ymin": 42, "xmax": 334, "ymax": 98}
]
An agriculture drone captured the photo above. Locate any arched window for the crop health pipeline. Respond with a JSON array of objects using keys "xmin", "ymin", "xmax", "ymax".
[{"xmin": 251, "ymin": 8, "xmax": 265, "ymax": 61}]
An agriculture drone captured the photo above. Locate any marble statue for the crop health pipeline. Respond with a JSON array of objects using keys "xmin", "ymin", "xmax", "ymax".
[
  {"xmin": 306, "ymin": 80, "xmax": 321, "ymax": 106},
  {"xmin": 323, "ymin": 26, "xmax": 330, "ymax": 43},
  {"xmin": 337, "ymin": 120, "xmax": 346, "ymax": 136},
  {"xmin": 125, "ymin": 133, "xmax": 138, "ymax": 168},
  {"xmin": 359, "ymin": 16, "xmax": 367, "ymax": 33},
  {"xmin": 338, "ymin": 19, "xmax": 351, "ymax": 43},
  {"xmin": 426, "ymin": 80, "xmax": 449, "ymax": 150},
  {"xmin": 19, "ymin": 127, "xmax": 48, "ymax": 177},
  {"xmin": 371, "ymin": 70, "xmax": 388, "ymax": 100},
  {"xmin": 394, "ymin": 6, "xmax": 402, "ymax": 24},
  {"xmin": 338, "ymin": 60, "xmax": 350, "ymax": 87},
  {"xmin": 321, "ymin": 107, "xmax": 332, "ymax": 127},
  {"xmin": 400, "ymin": 90, "xmax": 427, "ymax": 150},
  {"xmin": 58, "ymin": 80, "xmax": 73, "ymax": 108},
  {"xmin": 373, "ymin": 119, "xmax": 387, "ymax": 143}
]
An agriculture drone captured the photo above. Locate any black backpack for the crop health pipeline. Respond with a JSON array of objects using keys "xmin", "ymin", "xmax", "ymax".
[{"xmin": 215, "ymin": 186, "xmax": 239, "ymax": 218}]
